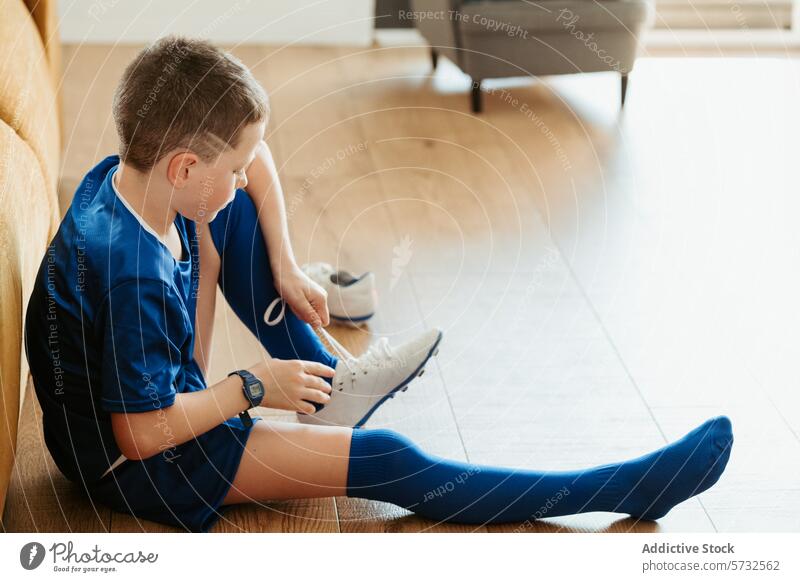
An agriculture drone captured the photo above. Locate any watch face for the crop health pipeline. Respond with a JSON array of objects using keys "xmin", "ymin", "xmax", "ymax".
[{"xmin": 247, "ymin": 381, "xmax": 263, "ymax": 397}]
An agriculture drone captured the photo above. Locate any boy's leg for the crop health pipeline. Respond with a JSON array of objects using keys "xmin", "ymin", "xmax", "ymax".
[
  {"xmin": 207, "ymin": 189, "xmax": 337, "ymax": 408},
  {"xmin": 344, "ymin": 416, "xmax": 732, "ymax": 523},
  {"xmin": 223, "ymin": 421, "xmax": 353, "ymax": 504},
  {"xmin": 224, "ymin": 416, "xmax": 733, "ymax": 524}
]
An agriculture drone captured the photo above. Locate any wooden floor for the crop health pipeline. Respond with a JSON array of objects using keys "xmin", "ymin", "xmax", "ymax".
[{"xmin": 4, "ymin": 44, "xmax": 800, "ymax": 533}]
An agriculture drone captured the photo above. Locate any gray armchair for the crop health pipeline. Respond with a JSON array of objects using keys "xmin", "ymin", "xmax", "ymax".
[{"xmin": 410, "ymin": 0, "xmax": 654, "ymax": 112}]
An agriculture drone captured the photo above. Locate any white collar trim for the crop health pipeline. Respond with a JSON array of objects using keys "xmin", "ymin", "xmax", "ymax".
[{"xmin": 110, "ymin": 167, "xmax": 166, "ymax": 244}]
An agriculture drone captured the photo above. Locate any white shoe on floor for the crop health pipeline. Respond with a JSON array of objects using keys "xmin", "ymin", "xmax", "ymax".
[
  {"xmin": 297, "ymin": 328, "xmax": 443, "ymax": 428},
  {"xmin": 301, "ymin": 262, "xmax": 377, "ymax": 326}
]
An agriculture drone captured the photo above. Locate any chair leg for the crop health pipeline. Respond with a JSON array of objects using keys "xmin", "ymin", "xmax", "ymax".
[
  {"xmin": 620, "ymin": 73, "xmax": 629, "ymax": 107},
  {"xmin": 431, "ymin": 48, "xmax": 439, "ymax": 71},
  {"xmin": 471, "ymin": 80, "xmax": 483, "ymax": 113}
]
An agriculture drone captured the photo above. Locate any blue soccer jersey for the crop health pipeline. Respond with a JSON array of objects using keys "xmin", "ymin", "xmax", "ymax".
[{"xmin": 25, "ymin": 155, "xmax": 254, "ymax": 531}]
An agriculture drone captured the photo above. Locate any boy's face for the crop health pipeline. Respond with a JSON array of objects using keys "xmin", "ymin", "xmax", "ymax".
[{"xmin": 171, "ymin": 121, "xmax": 266, "ymax": 223}]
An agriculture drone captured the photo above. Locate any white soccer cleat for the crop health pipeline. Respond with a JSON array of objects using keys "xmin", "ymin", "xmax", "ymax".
[
  {"xmin": 301, "ymin": 262, "xmax": 377, "ymax": 326},
  {"xmin": 297, "ymin": 328, "xmax": 443, "ymax": 428}
]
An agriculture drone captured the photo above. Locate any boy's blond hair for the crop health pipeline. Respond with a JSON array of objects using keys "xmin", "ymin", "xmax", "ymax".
[{"xmin": 112, "ymin": 36, "xmax": 268, "ymax": 171}]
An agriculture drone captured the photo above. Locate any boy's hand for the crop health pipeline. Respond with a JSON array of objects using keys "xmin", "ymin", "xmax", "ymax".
[
  {"xmin": 274, "ymin": 264, "xmax": 330, "ymax": 328},
  {"xmin": 251, "ymin": 360, "xmax": 334, "ymax": 414}
]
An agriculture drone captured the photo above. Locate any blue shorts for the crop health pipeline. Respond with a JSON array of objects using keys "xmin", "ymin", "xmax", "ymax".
[{"xmin": 86, "ymin": 416, "xmax": 258, "ymax": 532}]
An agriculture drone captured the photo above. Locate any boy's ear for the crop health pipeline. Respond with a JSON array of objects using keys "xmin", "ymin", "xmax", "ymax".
[{"xmin": 166, "ymin": 151, "xmax": 199, "ymax": 188}]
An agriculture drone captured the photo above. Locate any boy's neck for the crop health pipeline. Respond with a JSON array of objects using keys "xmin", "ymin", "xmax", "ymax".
[{"xmin": 114, "ymin": 161, "xmax": 178, "ymax": 238}]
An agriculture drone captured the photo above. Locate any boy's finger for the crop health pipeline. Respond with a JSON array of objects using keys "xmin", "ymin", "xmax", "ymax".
[
  {"xmin": 302, "ymin": 361, "xmax": 336, "ymax": 378},
  {"xmin": 302, "ymin": 374, "xmax": 332, "ymax": 393},
  {"xmin": 293, "ymin": 296, "xmax": 321, "ymax": 327},
  {"xmin": 317, "ymin": 297, "xmax": 330, "ymax": 327},
  {"xmin": 302, "ymin": 388, "xmax": 331, "ymax": 404},
  {"xmin": 307, "ymin": 290, "xmax": 328, "ymax": 327}
]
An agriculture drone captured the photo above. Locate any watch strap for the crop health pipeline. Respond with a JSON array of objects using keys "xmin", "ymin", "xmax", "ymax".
[{"xmin": 238, "ymin": 410, "xmax": 254, "ymax": 428}]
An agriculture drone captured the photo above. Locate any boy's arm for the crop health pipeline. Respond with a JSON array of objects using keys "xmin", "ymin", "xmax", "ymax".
[
  {"xmin": 244, "ymin": 140, "xmax": 330, "ymax": 327},
  {"xmin": 111, "ymin": 372, "xmax": 251, "ymax": 461},
  {"xmin": 244, "ymin": 140, "xmax": 295, "ymax": 279},
  {"xmin": 110, "ymin": 358, "xmax": 333, "ymax": 461}
]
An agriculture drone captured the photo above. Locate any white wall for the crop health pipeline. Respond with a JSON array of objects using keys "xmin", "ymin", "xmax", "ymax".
[{"xmin": 59, "ymin": 0, "xmax": 375, "ymax": 45}]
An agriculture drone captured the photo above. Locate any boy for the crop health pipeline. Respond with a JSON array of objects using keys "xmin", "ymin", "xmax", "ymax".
[{"xmin": 25, "ymin": 37, "xmax": 733, "ymax": 532}]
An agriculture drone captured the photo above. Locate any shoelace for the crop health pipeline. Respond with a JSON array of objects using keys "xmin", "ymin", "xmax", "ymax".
[
  {"xmin": 354, "ymin": 337, "xmax": 394, "ymax": 369},
  {"xmin": 316, "ymin": 325, "xmax": 352, "ymax": 360},
  {"xmin": 316, "ymin": 327, "xmax": 395, "ymax": 381}
]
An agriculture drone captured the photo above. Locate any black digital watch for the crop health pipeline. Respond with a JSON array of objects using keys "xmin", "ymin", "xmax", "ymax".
[{"xmin": 228, "ymin": 370, "xmax": 264, "ymax": 428}]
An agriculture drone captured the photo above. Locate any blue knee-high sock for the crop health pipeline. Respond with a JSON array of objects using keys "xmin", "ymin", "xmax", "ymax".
[
  {"xmin": 346, "ymin": 416, "xmax": 733, "ymax": 524},
  {"xmin": 208, "ymin": 189, "xmax": 337, "ymax": 410}
]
